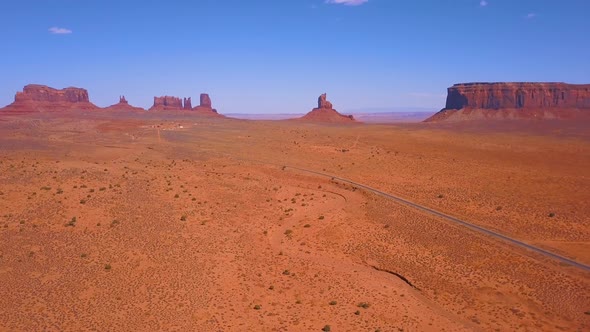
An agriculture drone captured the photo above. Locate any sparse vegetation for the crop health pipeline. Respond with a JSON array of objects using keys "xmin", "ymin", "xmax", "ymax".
[
  {"xmin": 322, "ymin": 325, "xmax": 331, "ymax": 332},
  {"xmin": 358, "ymin": 302, "xmax": 370, "ymax": 309},
  {"xmin": 329, "ymin": 300, "xmax": 337, "ymax": 305},
  {"xmin": 65, "ymin": 217, "xmax": 77, "ymax": 227}
]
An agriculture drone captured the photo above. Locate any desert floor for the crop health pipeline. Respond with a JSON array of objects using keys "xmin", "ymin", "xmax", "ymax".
[{"xmin": 0, "ymin": 112, "xmax": 589, "ymax": 331}]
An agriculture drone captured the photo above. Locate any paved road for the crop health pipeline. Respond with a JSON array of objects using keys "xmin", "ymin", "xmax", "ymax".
[{"xmin": 279, "ymin": 164, "xmax": 590, "ymax": 273}]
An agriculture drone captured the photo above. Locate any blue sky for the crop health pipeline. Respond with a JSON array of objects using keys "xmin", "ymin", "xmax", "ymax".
[{"xmin": 1, "ymin": 0, "xmax": 589, "ymax": 113}]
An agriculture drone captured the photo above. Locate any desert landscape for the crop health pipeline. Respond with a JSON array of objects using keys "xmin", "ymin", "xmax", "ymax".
[
  {"xmin": 2, "ymin": 1, "xmax": 590, "ymax": 331},
  {"xmin": 0, "ymin": 82, "xmax": 589, "ymax": 332}
]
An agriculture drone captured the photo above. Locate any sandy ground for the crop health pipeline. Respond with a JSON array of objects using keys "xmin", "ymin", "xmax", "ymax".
[{"xmin": 0, "ymin": 111, "xmax": 589, "ymax": 331}]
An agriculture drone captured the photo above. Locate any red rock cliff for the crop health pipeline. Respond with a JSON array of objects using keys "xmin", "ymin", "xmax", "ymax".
[
  {"xmin": 200, "ymin": 94, "xmax": 212, "ymax": 108},
  {"xmin": 193, "ymin": 93, "xmax": 220, "ymax": 116},
  {"xmin": 149, "ymin": 96, "xmax": 183, "ymax": 111},
  {"xmin": 2, "ymin": 84, "xmax": 97, "ymax": 112},
  {"xmin": 183, "ymin": 97, "xmax": 192, "ymax": 110},
  {"xmin": 426, "ymin": 82, "xmax": 590, "ymax": 121}
]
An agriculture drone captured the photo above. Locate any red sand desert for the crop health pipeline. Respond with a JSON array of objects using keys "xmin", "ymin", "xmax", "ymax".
[{"xmin": 0, "ymin": 83, "xmax": 589, "ymax": 331}]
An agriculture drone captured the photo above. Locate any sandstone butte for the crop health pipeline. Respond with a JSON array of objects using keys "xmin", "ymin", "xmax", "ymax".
[
  {"xmin": 192, "ymin": 93, "xmax": 221, "ymax": 116},
  {"xmin": 104, "ymin": 96, "xmax": 145, "ymax": 112},
  {"xmin": 149, "ymin": 96, "xmax": 184, "ymax": 111},
  {"xmin": 299, "ymin": 93, "xmax": 356, "ymax": 123},
  {"xmin": 0, "ymin": 84, "xmax": 98, "ymax": 113},
  {"xmin": 425, "ymin": 82, "xmax": 590, "ymax": 122}
]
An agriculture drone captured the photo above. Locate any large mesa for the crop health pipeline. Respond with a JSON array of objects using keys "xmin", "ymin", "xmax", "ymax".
[
  {"xmin": 1, "ymin": 84, "xmax": 98, "ymax": 112},
  {"xmin": 299, "ymin": 93, "xmax": 356, "ymax": 123},
  {"xmin": 425, "ymin": 82, "xmax": 590, "ymax": 122}
]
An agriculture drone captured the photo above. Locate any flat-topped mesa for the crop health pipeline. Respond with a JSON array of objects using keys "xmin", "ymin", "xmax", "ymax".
[
  {"xmin": 299, "ymin": 93, "xmax": 356, "ymax": 123},
  {"xmin": 425, "ymin": 82, "xmax": 590, "ymax": 122},
  {"xmin": 1, "ymin": 84, "xmax": 98, "ymax": 112},
  {"xmin": 183, "ymin": 97, "xmax": 192, "ymax": 110},
  {"xmin": 15, "ymin": 84, "xmax": 90, "ymax": 103},
  {"xmin": 149, "ymin": 96, "xmax": 183, "ymax": 111},
  {"xmin": 193, "ymin": 93, "xmax": 220, "ymax": 115}
]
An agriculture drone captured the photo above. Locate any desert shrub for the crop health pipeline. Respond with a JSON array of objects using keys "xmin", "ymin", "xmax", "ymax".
[{"xmin": 358, "ymin": 302, "xmax": 370, "ymax": 309}]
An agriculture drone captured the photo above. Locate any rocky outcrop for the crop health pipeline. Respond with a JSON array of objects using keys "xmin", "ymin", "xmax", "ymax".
[
  {"xmin": 317, "ymin": 93, "xmax": 333, "ymax": 109},
  {"xmin": 1, "ymin": 84, "xmax": 98, "ymax": 112},
  {"xmin": 426, "ymin": 82, "xmax": 590, "ymax": 122},
  {"xmin": 103, "ymin": 95, "xmax": 145, "ymax": 112},
  {"xmin": 183, "ymin": 97, "xmax": 192, "ymax": 110},
  {"xmin": 200, "ymin": 94, "xmax": 212, "ymax": 108},
  {"xmin": 299, "ymin": 93, "xmax": 356, "ymax": 123},
  {"xmin": 192, "ymin": 93, "xmax": 220, "ymax": 115},
  {"xmin": 149, "ymin": 96, "xmax": 183, "ymax": 111}
]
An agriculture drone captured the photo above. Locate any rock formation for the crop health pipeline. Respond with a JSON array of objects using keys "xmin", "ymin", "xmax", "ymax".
[
  {"xmin": 149, "ymin": 96, "xmax": 183, "ymax": 111},
  {"xmin": 193, "ymin": 93, "xmax": 220, "ymax": 115},
  {"xmin": 299, "ymin": 93, "xmax": 356, "ymax": 123},
  {"xmin": 1, "ymin": 84, "xmax": 98, "ymax": 112},
  {"xmin": 104, "ymin": 95, "xmax": 145, "ymax": 112},
  {"xmin": 426, "ymin": 82, "xmax": 590, "ymax": 122},
  {"xmin": 183, "ymin": 97, "xmax": 192, "ymax": 110},
  {"xmin": 317, "ymin": 93, "xmax": 333, "ymax": 110},
  {"xmin": 200, "ymin": 94, "xmax": 212, "ymax": 108}
]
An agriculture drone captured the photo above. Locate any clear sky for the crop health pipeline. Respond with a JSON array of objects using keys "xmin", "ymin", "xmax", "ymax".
[{"xmin": 1, "ymin": 0, "xmax": 589, "ymax": 113}]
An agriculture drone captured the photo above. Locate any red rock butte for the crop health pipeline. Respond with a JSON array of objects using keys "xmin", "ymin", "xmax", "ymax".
[
  {"xmin": 1, "ymin": 84, "xmax": 98, "ymax": 113},
  {"xmin": 149, "ymin": 96, "xmax": 184, "ymax": 111},
  {"xmin": 299, "ymin": 93, "xmax": 356, "ymax": 123},
  {"xmin": 426, "ymin": 82, "xmax": 590, "ymax": 122},
  {"xmin": 104, "ymin": 96, "xmax": 145, "ymax": 112},
  {"xmin": 192, "ymin": 93, "xmax": 220, "ymax": 116}
]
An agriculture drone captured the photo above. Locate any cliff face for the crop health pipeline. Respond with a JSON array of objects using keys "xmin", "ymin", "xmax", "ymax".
[
  {"xmin": 14, "ymin": 84, "xmax": 91, "ymax": 103},
  {"xmin": 150, "ymin": 96, "xmax": 183, "ymax": 111},
  {"xmin": 192, "ymin": 93, "xmax": 221, "ymax": 116},
  {"xmin": 2, "ymin": 84, "xmax": 97, "ymax": 112},
  {"xmin": 445, "ymin": 83, "xmax": 590, "ymax": 110},
  {"xmin": 426, "ymin": 82, "xmax": 590, "ymax": 122}
]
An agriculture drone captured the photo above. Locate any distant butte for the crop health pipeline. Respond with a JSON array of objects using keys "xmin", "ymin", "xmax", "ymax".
[
  {"xmin": 1, "ymin": 84, "xmax": 98, "ymax": 113},
  {"xmin": 193, "ymin": 93, "xmax": 222, "ymax": 116},
  {"xmin": 183, "ymin": 97, "xmax": 192, "ymax": 110},
  {"xmin": 299, "ymin": 93, "xmax": 356, "ymax": 123},
  {"xmin": 425, "ymin": 82, "xmax": 590, "ymax": 122},
  {"xmin": 104, "ymin": 95, "xmax": 145, "ymax": 112},
  {"xmin": 149, "ymin": 96, "xmax": 184, "ymax": 111}
]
